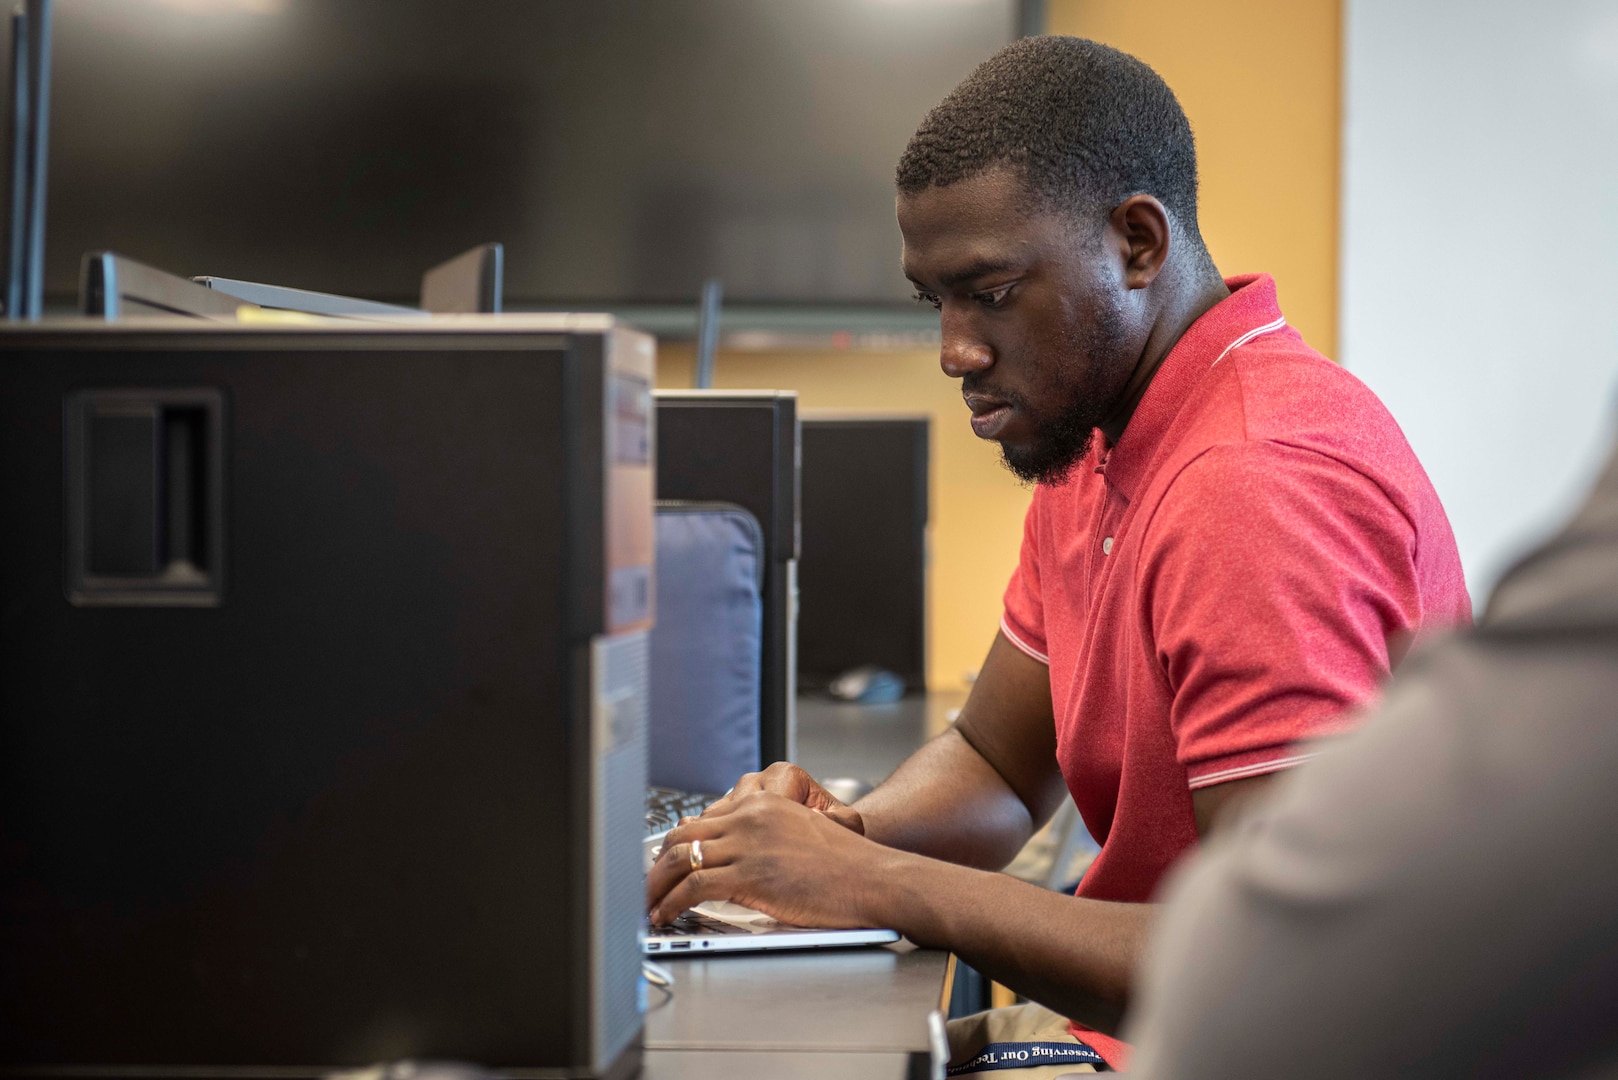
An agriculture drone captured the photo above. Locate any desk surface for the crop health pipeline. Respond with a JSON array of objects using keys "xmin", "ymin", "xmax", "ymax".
[
  {"xmin": 640, "ymin": 1049, "xmax": 925, "ymax": 1080},
  {"xmin": 795, "ymin": 691, "xmax": 962, "ymax": 788},
  {"xmin": 640, "ymin": 1048, "xmax": 919, "ymax": 1079},
  {"xmin": 644, "ymin": 941, "xmax": 947, "ymax": 1054}
]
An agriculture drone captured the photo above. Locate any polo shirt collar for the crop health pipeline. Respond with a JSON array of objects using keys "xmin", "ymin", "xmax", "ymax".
[{"xmin": 1096, "ymin": 273, "xmax": 1286, "ymax": 500}]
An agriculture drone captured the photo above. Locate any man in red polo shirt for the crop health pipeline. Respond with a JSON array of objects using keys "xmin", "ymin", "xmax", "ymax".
[{"xmin": 647, "ymin": 36, "xmax": 1469, "ymax": 1071}]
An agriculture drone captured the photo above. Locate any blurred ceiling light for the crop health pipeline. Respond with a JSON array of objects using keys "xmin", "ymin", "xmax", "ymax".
[{"xmin": 145, "ymin": 0, "xmax": 286, "ymax": 15}]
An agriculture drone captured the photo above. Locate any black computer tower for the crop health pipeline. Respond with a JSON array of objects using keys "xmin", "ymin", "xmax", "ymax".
[
  {"xmin": 0, "ymin": 318, "xmax": 652, "ymax": 1079},
  {"xmin": 653, "ymin": 390, "xmax": 799, "ymax": 766}
]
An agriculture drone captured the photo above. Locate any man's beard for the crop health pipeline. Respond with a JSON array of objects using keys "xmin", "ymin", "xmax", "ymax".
[{"xmin": 998, "ymin": 301, "xmax": 1133, "ymax": 486}]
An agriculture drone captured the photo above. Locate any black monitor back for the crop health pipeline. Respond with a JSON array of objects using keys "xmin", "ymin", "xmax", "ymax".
[
  {"xmin": 654, "ymin": 391, "xmax": 798, "ymax": 766},
  {"xmin": 0, "ymin": 319, "xmax": 653, "ymax": 1079},
  {"xmin": 798, "ymin": 416, "xmax": 929, "ymax": 692}
]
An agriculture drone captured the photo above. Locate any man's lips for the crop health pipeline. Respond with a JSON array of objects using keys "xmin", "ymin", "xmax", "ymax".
[{"xmin": 964, "ymin": 393, "xmax": 1014, "ymax": 439}]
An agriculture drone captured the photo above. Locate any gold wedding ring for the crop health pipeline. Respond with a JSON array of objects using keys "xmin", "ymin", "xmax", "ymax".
[{"xmin": 688, "ymin": 839, "xmax": 704, "ymax": 872}]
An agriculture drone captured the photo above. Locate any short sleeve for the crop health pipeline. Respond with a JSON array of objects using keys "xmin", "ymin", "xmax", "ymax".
[
  {"xmin": 1138, "ymin": 441, "xmax": 1422, "ymax": 788},
  {"xmin": 1001, "ymin": 488, "xmax": 1050, "ymax": 664}
]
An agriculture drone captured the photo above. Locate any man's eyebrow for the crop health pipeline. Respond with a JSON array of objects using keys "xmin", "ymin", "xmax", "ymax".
[{"xmin": 907, "ymin": 257, "xmax": 1024, "ymax": 291}]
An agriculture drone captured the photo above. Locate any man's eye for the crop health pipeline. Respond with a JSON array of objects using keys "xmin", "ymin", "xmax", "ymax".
[
  {"xmin": 911, "ymin": 290, "xmax": 942, "ymax": 311},
  {"xmin": 974, "ymin": 284, "xmax": 1014, "ymax": 308}
]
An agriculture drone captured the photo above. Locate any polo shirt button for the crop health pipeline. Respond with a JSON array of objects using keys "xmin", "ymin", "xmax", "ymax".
[{"xmin": 1102, "ymin": 537, "xmax": 1114, "ymax": 555}]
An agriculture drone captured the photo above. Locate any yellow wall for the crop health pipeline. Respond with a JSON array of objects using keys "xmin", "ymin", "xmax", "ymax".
[
  {"xmin": 1048, "ymin": 0, "xmax": 1341, "ymax": 356},
  {"xmin": 659, "ymin": 3, "xmax": 1341, "ymax": 692}
]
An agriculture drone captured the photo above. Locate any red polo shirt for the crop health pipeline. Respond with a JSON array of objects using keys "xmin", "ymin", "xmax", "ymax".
[{"xmin": 1000, "ymin": 274, "xmax": 1470, "ymax": 1067}]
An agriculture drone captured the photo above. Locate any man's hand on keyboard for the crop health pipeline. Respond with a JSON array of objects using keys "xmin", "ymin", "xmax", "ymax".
[
  {"xmin": 646, "ymin": 790, "xmax": 894, "ymax": 930},
  {"xmin": 700, "ymin": 761, "xmax": 865, "ymax": 835}
]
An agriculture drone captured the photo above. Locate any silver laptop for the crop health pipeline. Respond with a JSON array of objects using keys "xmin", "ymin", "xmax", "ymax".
[
  {"xmin": 642, "ymin": 900, "xmax": 900, "ymax": 954},
  {"xmin": 641, "ymin": 829, "xmax": 900, "ymax": 954}
]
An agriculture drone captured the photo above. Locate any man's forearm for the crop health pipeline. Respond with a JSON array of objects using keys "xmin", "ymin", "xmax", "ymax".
[
  {"xmin": 868, "ymin": 845, "xmax": 1154, "ymax": 1034},
  {"xmin": 853, "ymin": 727, "xmax": 1043, "ymax": 870}
]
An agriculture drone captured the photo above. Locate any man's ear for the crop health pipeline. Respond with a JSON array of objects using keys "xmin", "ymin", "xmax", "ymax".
[{"xmin": 1109, "ymin": 194, "xmax": 1172, "ymax": 290}]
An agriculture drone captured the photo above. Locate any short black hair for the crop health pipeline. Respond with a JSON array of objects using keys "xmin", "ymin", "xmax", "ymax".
[{"xmin": 897, "ymin": 36, "xmax": 1201, "ymax": 234}]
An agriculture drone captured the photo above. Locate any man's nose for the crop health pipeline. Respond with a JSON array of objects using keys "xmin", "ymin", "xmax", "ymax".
[{"xmin": 939, "ymin": 309, "xmax": 992, "ymax": 379}]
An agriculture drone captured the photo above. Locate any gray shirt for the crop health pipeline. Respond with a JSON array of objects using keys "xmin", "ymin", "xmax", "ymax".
[{"xmin": 1124, "ymin": 436, "xmax": 1618, "ymax": 1080}]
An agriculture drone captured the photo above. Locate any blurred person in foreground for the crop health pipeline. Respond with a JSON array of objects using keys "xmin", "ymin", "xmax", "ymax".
[
  {"xmin": 648, "ymin": 35, "xmax": 1470, "ymax": 1072},
  {"xmin": 1125, "ymin": 430, "xmax": 1618, "ymax": 1080}
]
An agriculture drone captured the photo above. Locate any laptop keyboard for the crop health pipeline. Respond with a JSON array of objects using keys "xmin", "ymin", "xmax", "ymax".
[
  {"xmin": 654, "ymin": 910, "xmax": 752, "ymax": 936},
  {"xmin": 645, "ymin": 786, "xmax": 720, "ymax": 836}
]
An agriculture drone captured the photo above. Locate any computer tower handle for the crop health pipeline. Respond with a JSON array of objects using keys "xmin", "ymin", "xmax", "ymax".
[{"xmin": 64, "ymin": 389, "xmax": 225, "ymax": 606}]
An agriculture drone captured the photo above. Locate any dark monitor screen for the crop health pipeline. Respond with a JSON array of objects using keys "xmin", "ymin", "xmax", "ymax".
[
  {"xmin": 655, "ymin": 392, "xmax": 799, "ymax": 567},
  {"xmin": 798, "ymin": 415, "xmax": 929, "ymax": 692},
  {"xmin": 46, "ymin": 0, "xmax": 1018, "ymax": 307},
  {"xmin": 655, "ymin": 390, "xmax": 798, "ymax": 765}
]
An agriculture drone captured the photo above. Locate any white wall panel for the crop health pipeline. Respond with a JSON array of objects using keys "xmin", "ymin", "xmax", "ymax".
[{"xmin": 1342, "ymin": 0, "xmax": 1618, "ymax": 600}]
